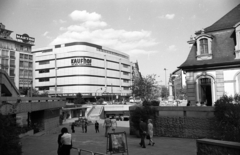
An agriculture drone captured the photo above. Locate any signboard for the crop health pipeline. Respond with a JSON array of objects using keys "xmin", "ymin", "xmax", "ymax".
[
  {"xmin": 107, "ymin": 132, "xmax": 128, "ymax": 155},
  {"xmin": 16, "ymin": 33, "xmax": 35, "ymax": 43},
  {"xmin": 71, "ymin": 58, "xmax": 92, "ymax": 66}
]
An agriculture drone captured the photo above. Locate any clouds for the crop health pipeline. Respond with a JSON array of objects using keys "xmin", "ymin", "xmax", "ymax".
[
  {"xmin": 69, "ymin": 10, "xmax": 101, "ymax": 22},
  {"xmin": 167, "ymin": 45, "xmax": 177, "ymax": 51},
  {"xmin": 50, "ymin": 10, "xmax": 159, "ymax": 57},
  {"xmin": 159, "ymin": 14, "xmax": 175, "ymax": 20},
  {"xmin": 42, "ymin": 31, "xmax": 49, "ymax": 36}
]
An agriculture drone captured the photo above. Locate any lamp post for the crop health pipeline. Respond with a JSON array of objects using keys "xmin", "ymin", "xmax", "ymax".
[
  {"xmin": 164, "ymin": 68, "xmax": 167, "ymax": 87},
  {"xmin": 95, "ymin": 88, "xmax": 102, "ymax": 102}
]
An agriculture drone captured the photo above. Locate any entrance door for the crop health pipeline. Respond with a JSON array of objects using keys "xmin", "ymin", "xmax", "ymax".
[{"xmin": 199, "ymin": 78, "xmax": 212, "ymax": 106}]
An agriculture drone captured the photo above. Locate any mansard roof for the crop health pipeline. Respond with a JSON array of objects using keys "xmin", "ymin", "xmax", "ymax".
[
  {"xmin": 179, "ymin": 4, "xmax": 240, "ymax": 71},
  {"xmin": 205, "ymin": 4, "xmax": 240, "ymax": 32}
]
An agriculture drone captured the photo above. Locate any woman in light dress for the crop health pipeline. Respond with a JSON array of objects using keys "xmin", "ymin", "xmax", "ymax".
[
  {"xmin": 111, "ymin": 116, "xmax": 118, "ymax": 132},
  {"xmin": 147, "ymin": 119, "xmax": 155, "ymax": 146}
]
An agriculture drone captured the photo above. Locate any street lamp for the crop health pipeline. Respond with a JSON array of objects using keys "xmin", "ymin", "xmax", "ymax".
[
  {"xmin": 95, "ymin": 88, "xmax": 102, "ymax": 102},
  {"xmin": 164, "ymin": 68, "xmax": 167, "ymax": 87}
]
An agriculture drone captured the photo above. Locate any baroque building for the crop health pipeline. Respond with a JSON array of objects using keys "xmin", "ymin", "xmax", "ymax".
[{"xmin": 179, "ymin": 4, "xmax": 240, "ymax": 106}]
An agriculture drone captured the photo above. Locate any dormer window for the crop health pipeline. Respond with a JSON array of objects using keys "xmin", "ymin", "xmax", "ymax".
[
  {"xmin": 234, "ymin": 22, "xmax": 240, "ymax": 59},
  {"xmin": 196, "ymin": 33, "xmax": 213, "ymax": 61}
]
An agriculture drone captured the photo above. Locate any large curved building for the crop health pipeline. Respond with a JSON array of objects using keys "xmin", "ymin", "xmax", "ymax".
[{"xmin": 32, "ymin": 42, "xmax": 133, "ymax": 102}]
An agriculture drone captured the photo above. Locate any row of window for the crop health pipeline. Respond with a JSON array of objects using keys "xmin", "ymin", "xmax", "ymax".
[
  {"xmin": 38, "ymin": 86, "xmax": 130, "ymax": 91},
  {"xmin": 38, "ymin": 77, "xmax": 129, "ymax": 83},
  {"xmin": 16, "ymin": 44, "xmax": 31, "ymax": 52},
  {"xmin": 20, "ymin": 53, "xmax": 33, "ymax": 60},
  {"xmin": 38, "ymin": 69, "xmax": 129, "ymax": 75},
  {"xmin": 0, "ymin": 41, "xmax": 31, "ymax": 52},
  {"xmin": 20, "ymin": 61, "xmax": 33, "ymax": 68},
  {"xmin": 96, "ymin": 48, "xmax": 129, "ymax": 59},
  {"xmin": 19, "ymin": 70, "xmax": 33, "ymax": 77},
  {"xmin": 0, "ymin": 41, "xmax": 15, "ymax": 50}
]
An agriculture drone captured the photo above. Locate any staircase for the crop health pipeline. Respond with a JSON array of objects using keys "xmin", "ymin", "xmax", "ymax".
[{"xmin": 87, "ymin": 105, "xmax": 104, "ymax": 122}]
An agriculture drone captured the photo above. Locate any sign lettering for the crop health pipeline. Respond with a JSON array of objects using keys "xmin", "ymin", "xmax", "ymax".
[{"xmin": 71, "ymin": 58, "xmax": 92, "ymax": 66}]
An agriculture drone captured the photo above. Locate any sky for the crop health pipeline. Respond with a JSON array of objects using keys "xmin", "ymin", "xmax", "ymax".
[{"xmin": 0, "ymin": 0, "xmax": 239, "ymax": 84}]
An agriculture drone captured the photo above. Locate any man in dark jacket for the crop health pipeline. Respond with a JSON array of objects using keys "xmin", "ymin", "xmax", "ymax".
[{"xmin": 139, "ymin": 118, "xmax": 147, "ymax": 148}]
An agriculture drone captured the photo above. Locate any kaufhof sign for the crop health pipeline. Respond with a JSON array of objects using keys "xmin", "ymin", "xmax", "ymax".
[{"xmin": 71, "ymin": 57, "xmax": 92, "ymax": 66}]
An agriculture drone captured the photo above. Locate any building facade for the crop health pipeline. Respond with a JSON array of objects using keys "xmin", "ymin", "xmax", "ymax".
[
  {"xmin": 0, "ymin": 23, "xmax": 34, "ymax": 94},
  {"xmin": 179, "ymin": 4, "xmax": 240, "ymax": 106},
  {"xmin": 33, "ymin": 42, "xmax": 132, "ymax": 101}
]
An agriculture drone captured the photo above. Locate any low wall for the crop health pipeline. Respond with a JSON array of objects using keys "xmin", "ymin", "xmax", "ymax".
[
  {"xmin": 197, "ymin": 139, "xmax": 240, "ymax": 155},
  {"xmin": 129, "ymin": 106, "xmax": 218, "ymax": 139}
]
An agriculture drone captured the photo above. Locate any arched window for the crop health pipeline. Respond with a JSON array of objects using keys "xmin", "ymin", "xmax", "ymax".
[{"xmin": 200, "ymin": 38, "xmax": 208, "ymax": 54}]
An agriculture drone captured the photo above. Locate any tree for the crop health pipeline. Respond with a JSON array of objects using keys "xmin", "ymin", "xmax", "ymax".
[
  {"xmin": 0, "ymin": 114, "xmax": 22, "ymax": 155},
  {"xmin": 74, "ymin": 93, "xmax": 86, "ymax": 105},
  {"xmin": 160, "ymin": 86, "xmax": 169, "ymax": 99},
  {"xmin": 132, "ymin": 74, "xmax": 160, "ymax": 101}
]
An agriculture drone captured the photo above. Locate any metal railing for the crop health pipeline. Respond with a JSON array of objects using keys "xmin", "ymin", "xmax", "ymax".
[{"xmin": 71, "ymin": 147, "xmax": 106, "ymax": 155}]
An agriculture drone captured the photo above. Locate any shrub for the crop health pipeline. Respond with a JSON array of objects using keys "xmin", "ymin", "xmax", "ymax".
[
  {"xmin": 214, "ymin": 94, "xmax": 240, "ymax": 142},
  {"xmin": 151, "ymin": 100, "xmax": 160, "ymax": 106},
  {"xmin": 0, "ymin": 114, "xmax": 22, "ymax": 155},
  {"xmin": 142, "ymin": 100, "xmax": 159, "ymax": 106}
]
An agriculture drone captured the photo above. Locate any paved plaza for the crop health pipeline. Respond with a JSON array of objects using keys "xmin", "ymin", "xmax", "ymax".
[{"xmin": 21, "ymin": 121, "xmax": 196, "ymax": 155}]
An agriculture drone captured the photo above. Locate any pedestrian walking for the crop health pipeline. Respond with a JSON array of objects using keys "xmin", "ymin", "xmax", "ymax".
[
  {"xmin": 95, "ymin": 121, "xmax": 99, "ymax": 133},
  {"xmin": 57, "ymin": 128, "xmax": 64, "ymax": 155},
  {"xmin": 81, "ymin": 118, "xmax": 85, "ymax": 133},
  {"xmin": 71, "ymin": 123, "xmax": 75, "ymax": 133},
  {"xmin": 139, "ymin": 118, "xmax": 147, "ymax": 148},
  {"xmin": 59, "ymin": 127, "xmax": 72, "ymax": 155},
  {"xmin": 147, "ymin": 119, "xmax": 155, "ymax": 146},
  {"xmin": 103, "ymin": 116, "xmax": 112, "ymax": 137},
  {"xmin": 84, "ymin": 119, "xmax": 88, "ymax": 133},
  {"xmin": 111, "ymin": 116, "xmax": 117, "ymax": 132}
]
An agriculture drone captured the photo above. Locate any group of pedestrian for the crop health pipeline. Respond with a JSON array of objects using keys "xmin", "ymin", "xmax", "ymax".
[
  {"xmin": 139, "ymin": 118, "xmax": 155, "ymax": 148},
  {"xmin": 81, "ymin": 118, "xmax": 88, "ymax": 133},
  {"xmin": 103, "ymin": 116, "xmax": 118, "ymax": 137}
]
